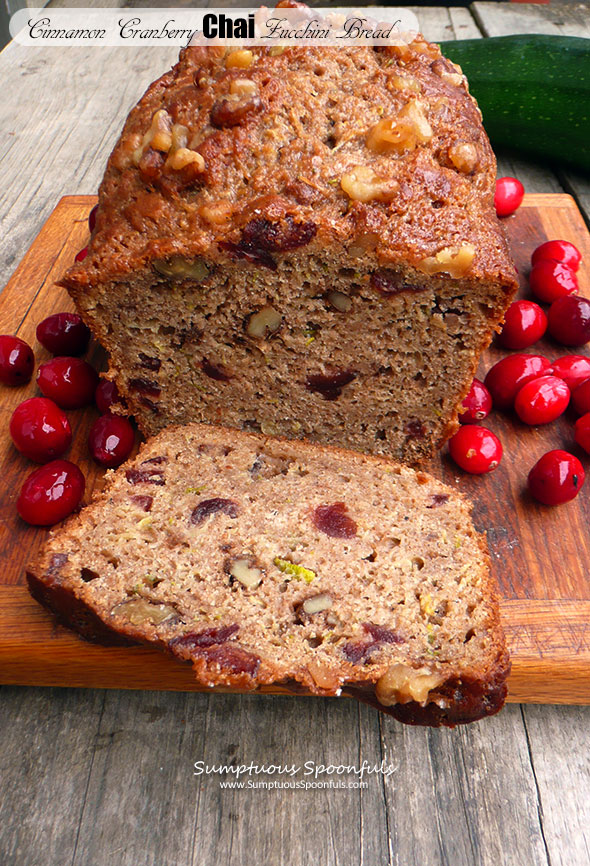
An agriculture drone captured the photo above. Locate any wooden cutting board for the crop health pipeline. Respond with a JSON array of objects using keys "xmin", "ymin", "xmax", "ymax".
[{"xmin": 1, "ymin": 193, "xmax": 590, "ymax": 704}]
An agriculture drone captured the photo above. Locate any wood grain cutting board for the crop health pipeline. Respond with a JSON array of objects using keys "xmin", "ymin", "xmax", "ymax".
[{"xmin": 1, "ymin": 193, "xmax": 590, "ymax": 704}]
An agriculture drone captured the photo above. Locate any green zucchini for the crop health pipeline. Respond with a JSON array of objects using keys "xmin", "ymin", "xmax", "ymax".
[{"xmin": 440, "ymin": 35, "xmax": 590, "ymax": 174}]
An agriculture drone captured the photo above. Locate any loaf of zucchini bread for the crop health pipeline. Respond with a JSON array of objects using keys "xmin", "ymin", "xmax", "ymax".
[
  {"xmin": 61, "ymin": 35, "xmax": 517, "ymax": 463},
  {"xmin": 27, "ymin": 424, "xmax": 510, "ymax": 726}
]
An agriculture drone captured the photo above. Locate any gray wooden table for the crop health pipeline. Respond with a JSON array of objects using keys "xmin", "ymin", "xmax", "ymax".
[{"xmin": 1, "ymin": 5, "xmax": 590, "ymax": 865}]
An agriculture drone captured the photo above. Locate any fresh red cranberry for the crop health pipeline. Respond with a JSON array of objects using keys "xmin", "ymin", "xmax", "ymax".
[
  {"xmin": 0, "ymin": 335, "xmax": 34, "ymax": 386},
  {"xmin": 499, "ymin": 300, "xmax": 547, "ymax": 350},
  {"xmin": 528, "ymin": 450, "xmax": 584, "ymax": 506},
  {"xmin": 95, "ymin": 379, "xmax": 125, "ymax": 413},
  {"xmin": 575, "ymin": 413, "xmax": 590, "ymax": 453},
  {"xmin": 484, "ymin": 354, "xmax": 551, "ymax": 410},
  {"xmin": 89, "ymin": 414, "xmax": 135, "ymax": 468},
  {"xmin": 448, "ymin": 425, "xmax": 502, "ymax": 474},
  {"xmin": 75, "ymin": 246, "xmax": 88, "ymax": 263},
  {"xmin": 531, "ymin": 239, "xmax": 582, "ymax": 272},
  {"xmin": 88, "ymin": 204, "xmax": 98, "ymax": 233},
  {"xmin": 460, "ymin": 378, "xmax": 492, "ymax": 424},
  {"xmin": 571, "ymin": 378, "xmax": 590, "ymax": 415},
  {"xmin": 494, "ymin": 177, "xmax": 524, "ymax": 217},
  {"xmin": 548, "ymin": 296, "xmax": 590, "ymax": 347},
  {"xmin": 529, "ymin": 260, "xmax": 578, "ymax": 304},
  {"xmin": 36, "ymin": 312, "xmax": 90, "ymax": 356},
  {"xmin": 550, "ymin": 355, "xmax": 590, "ymax": 390},
  {"xmin": 17, "ymin": 459, "xmax": 85, "ymax": 525},
  {"xmin": 514, "ymin": 375, "xmax": 570, "ymax": 425},
  {"xmin": 10, "ymin": 397, "xmax": 71, "ymax": 463},
  {"xmin": 37, "ymin": 357, "xmax": 98, "ymax": 409}
]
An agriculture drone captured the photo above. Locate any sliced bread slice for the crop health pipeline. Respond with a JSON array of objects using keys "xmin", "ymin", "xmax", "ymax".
[{"xmin": 27, "ymin": 423, "xmax": 509, "ymax": 726}]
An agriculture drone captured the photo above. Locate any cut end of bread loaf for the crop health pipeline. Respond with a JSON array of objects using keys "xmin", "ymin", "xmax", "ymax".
[
  {"xmin": 61, "ymin": 38, "xmax": 518, "ymax": 463},
  {"xmin": 27, "ymin": 424, "xmax": 509, "ymax": 726}
]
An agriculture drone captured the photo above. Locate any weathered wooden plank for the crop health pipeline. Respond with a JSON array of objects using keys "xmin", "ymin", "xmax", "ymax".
[
  {"xmin": 557, "ymin": 169, "xmax": 590, "ymax": 230},
  {"xmin": 473, "ymin": 1, "xmax": 590, "ymax": 38},
  {"xmin": 190, "ymin": 695, "xmax": 391, "ymax": 866},
  {"xmin": 411, "ymin": 6, "xmax": 457, "ymax": 42},
  {"xmin": 447, "ymin": 6, "xmax": 483, "ymax": 40},
  {"xmin": 70, "ymin": 689, "xmax": 209, "ymax": 866},
  {"xmin": 0, "ymin": 40, "xmax": 177, "ymax": 289},
  {"xmin": 358, "ymin": 702, "xmax": 391, "ymax": 866},
  {"xmin": 409, "ymin": 6, "xmax": 484, "ymax": 42},
  {"xmin": 380, "ymin": 705, "xmax": 549, "ymax": 866},
  {"xmin": 494, "ymin": 151, "xmax": 564, "ymax": 196},
  {"xmin": 522, "ymin": 704, "xmax": 590, "ymax": 866},
  {"xmin": 0, "ymin": 686, "xmax": 105, "ymax": 866},
  {"xmin": 5, "ymin": 684, "xmax": 590, "ymax": 866},
  {"xmin": 47, "ymin": 0, "xmax": 113, "ymax": 6}
]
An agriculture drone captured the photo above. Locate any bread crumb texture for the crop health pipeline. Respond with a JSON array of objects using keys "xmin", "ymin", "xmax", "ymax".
[{"xmin": 28, "ymin": 425, "xmax": 510, "ymax": 727}]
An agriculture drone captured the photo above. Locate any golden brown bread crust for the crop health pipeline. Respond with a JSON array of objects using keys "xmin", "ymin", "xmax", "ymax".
[
  {"xmin": 27, "ymin": 423, "xmax": 510, "ymax": 727},
  {"xmin": 60, "ymin": 37, "xmax": 517, "ymax": 463},
  {"xmin": 64, "ymin": 41, "xmax": 514, "ymax": 283}
]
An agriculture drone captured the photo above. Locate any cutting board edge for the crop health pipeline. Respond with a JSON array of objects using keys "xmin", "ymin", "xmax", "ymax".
[
  {"xmin": 3, "ymin": 587, "xmax": 590, "ymax": 704},
  {"xmin": 2, "ymin": 654, "xmax": 589, "ymax": 705}
]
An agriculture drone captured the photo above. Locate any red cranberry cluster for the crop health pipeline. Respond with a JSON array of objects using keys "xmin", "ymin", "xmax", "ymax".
[
  {"xmin": 450, "ymin": 214, "xmax": 587, "ymax": 506},
  {"xmin": 0, "ymin": 209, "xmax": 136, "ymax": 525}
]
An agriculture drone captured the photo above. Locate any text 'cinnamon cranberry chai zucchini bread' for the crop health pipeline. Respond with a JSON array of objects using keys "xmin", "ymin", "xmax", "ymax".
[
  {"xmin": 61, "ymin": 36, "xmax": 517, "ymax": 463},
  {"xmin": 27, "ymin": 424, "xmax": 510, "ymax": 726}
]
